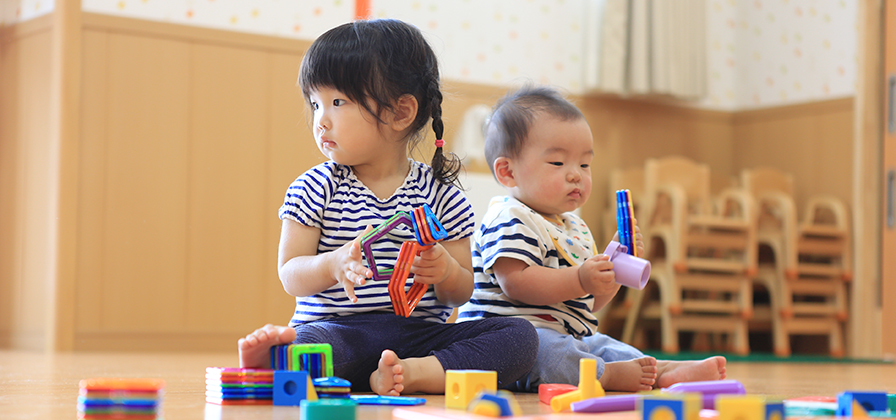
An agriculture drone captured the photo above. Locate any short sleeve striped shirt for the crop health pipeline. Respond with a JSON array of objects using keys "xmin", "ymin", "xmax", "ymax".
[
  {"xmin": 456, "ymin": 196, "xmax": 599, "ymax": 337},
  {"xmin": 279, "ymin": 160, "xmax": 475, "ymax": 325}
]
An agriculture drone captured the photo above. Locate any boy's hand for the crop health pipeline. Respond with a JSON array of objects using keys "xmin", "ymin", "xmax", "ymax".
[
  {"xmin": 633, "ymin": 221, "xmax": 645, "ymax": 257},
  {"xmin": 410, "ymin": 243, "xmax": 456, "ymax": 285},
  {"xmin": 577, "ymin": 254, "xmax": 617, "ymax": 296},
  {"xmin": 331, "ymin": 226, "xmax": 374, "ymax": 303}
]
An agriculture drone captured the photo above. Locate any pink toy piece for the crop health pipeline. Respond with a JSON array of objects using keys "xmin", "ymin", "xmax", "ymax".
[
  {"xmin": 361, "ymin": 212, "xmax": 415, "ymax": 281},
  {"xmin": 538, "ymin": 383, "xmax": 578, "ymax": 405},
  {"xmin": 603, "ymin": 240, "xmax": 651, "ymax": 289}
]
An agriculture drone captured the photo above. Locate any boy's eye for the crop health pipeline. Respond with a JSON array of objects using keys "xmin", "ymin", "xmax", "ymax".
[
  {"xmin": 549, "ymin": 162, "xmax": 563, "ymax": 166},
  {"xmin": 580, "ymin": 164, "xmax": 590, "ymax": 169}
]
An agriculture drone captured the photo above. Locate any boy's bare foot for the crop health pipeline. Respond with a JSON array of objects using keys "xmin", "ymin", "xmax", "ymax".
[
  {"xmin": 655, "ymin": 356, "xmax": 727, "ymax": 389},
  {"xmin": 599, "ymin": 356, "xmax": 657, "ymax": 392},
  {"xmin": 369, "ymin": 350, "xmax": 446, "ymax": 396},
  {"xmin": 370, "ymin": 350, "xmax": 406, "ymax": 396},
  {"xmin": 237, "ymin": 324, "xmax": 296, "ymax": 368}
]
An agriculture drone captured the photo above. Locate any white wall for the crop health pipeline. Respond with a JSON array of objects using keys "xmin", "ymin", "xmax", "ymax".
[{"xmin": 11, "ymin": 0, "xmax": 858, "ymax": 112}]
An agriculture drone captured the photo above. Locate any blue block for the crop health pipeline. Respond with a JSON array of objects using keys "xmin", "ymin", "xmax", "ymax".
[
  {"xmin": 837, "ymin": 392, "xmax": 890, "ymax": 416},
  {"xmin": 766, "ymin": 401, "xmax": 785, "ymax": 420},
  {"xmin": 273, "ymin": 370, "xmax": 311, "ymax": 406},
  {"xmin": 643, "ymin": 399, "xmax": 686, "ymax": 420}
]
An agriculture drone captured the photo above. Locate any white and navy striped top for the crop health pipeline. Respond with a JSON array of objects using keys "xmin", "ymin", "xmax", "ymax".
[
  {"xmin": 279, "ymin": 160, "xmax": 475, "ymax": 325},
  {"xmin": 456, "ymin": 196, "xmax": 600, "ymax": 337}
]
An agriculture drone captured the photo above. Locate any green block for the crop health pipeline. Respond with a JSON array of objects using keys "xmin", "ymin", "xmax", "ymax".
[
  {"xmin": 301, "ymin": 399, "xmax": 357, "ymax": 420},
  {"xmin": 889, "ymin": 394, "xmax": 896, "ymax": 413}
]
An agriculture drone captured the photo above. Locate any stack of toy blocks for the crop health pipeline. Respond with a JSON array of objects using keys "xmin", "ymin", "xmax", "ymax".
[
  {"xmin": 204, "ymin": 368, "xmax": 273, "ymax": 405},
  {"xmin": 78, "ymin": 378, "xmax": 164, "ymax": 419}
]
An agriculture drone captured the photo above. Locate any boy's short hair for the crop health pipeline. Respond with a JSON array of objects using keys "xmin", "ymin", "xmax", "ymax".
[{"xmin": 484, "ymin": 85, "xmax": 585, "ymax": 176}]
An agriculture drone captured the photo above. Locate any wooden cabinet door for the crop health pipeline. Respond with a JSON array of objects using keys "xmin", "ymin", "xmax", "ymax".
[{"xmin": 883, "ymin": 0, "xmax": 896, "ymax": 355}]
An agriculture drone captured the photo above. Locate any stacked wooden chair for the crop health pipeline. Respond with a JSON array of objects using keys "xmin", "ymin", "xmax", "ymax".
[
  {"xmin": 634, "ymin": 156, "xmax": 757, "ymax": 354},
  {"xmin": 741, "ymin": 167, "xmax": 849, "ymax": 356}
]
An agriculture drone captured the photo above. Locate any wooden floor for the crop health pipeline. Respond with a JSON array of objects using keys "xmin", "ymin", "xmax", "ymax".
[{"xmin": 1, "ymin": 349, "xmax": 894, "ymax": 419}]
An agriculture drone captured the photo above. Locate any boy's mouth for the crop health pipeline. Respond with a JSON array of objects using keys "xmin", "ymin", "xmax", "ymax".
[{"xmin": 568, "ymin": 189, "xmax": 581, "ymax": 199}]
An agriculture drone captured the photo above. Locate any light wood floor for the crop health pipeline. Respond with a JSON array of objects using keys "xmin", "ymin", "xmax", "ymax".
[{"xmin": 1, "ymin": 350, "xmax": 894, "ymax": 419}]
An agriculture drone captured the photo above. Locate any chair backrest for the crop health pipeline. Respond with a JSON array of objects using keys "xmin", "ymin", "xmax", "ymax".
[
  {"xmin": 644, "ymin": 156, "xmax": 712, "ymax": 222},
  {"xmin": 608, "ymin": 166, "xmax": 645, "ymax": 213},
  {"xmin": 741, "ymin": 167, "xmax": 794, "ymax": 198}
]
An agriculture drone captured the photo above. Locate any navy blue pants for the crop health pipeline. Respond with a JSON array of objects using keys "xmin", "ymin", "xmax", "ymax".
[{"xmin": 291, "ymin": 312, "xmax": 538, "ymax": 392}]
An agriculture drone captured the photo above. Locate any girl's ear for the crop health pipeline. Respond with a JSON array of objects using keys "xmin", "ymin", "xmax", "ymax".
[
  {"xmin": 493, "ymin": 157, "xmax": 516, "ymax": 188},
  {"xmin": 389, "ymin": 94, "xmax": 419, "ymax": 131}
]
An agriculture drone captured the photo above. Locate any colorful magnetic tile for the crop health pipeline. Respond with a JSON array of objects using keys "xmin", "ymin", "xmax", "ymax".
[
  {"xmin": 350, "ymin": 395, "xmax": 426, "ymax": 406},
  {"xmin": 290, "ymin": 344, "xmax": 334, "ymax": 378},
  {"xmin": 422, "ymin": 204, "xmax": 448, "ymax": 241},
  {"xmin": 205, "ymin": 396, "xmax": 272, "ymax": 405},
  {"xmin": 360, "ymin": 212, "xmax": 414, "ymax": 281},
  {"xmin": 388, "ymin": 241, "xmax": 429, "ymax": 317},
  {"xmin": 79, "ymin": 378, "xmax": 165, "ymax": 393}
]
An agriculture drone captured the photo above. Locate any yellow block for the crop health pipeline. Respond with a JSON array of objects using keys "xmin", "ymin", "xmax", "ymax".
[{"xmin": 445, "ymin": 370, "xmax": 497, "ymax": 410}]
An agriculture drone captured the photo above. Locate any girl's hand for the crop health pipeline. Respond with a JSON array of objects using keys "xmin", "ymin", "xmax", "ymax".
[
  {"xmin": 577, "ymin": 254, "xmax": 617, "ymax": 296},
  {"xmin": 410, "ymin": 243, "xmax": 457, "ymax": 285},
  {"xmin": 331, "ymin": 226, "xmax": 374, "ymax": 303}
]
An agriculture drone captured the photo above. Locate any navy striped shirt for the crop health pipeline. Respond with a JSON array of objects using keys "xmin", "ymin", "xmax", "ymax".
[
  {"xmin": 279, "ymin": 160, "xmax": 475, "ymax": 325},
  {"xmin": 456, "ymin": 196, "xmax": 600, "ymax": 337}
]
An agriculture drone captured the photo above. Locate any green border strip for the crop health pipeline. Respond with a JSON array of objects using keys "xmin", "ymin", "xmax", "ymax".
[{"xmin": 644, "ymin": 351, "xmax": 895, "ymax": 364}]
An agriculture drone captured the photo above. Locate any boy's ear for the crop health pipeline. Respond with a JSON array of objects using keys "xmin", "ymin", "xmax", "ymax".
[
  {"xmin": 389, "ymin": 94, "xmax": 419, "ymax": 131},
  {"xmin": 493, "ymin": 157, "xmax": 517, "ymax": 188}
]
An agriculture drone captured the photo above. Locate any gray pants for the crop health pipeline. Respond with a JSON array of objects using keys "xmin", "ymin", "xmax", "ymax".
[{"xmin": 509, "ymin": 327, "xmax": 646, "ymax": 392}]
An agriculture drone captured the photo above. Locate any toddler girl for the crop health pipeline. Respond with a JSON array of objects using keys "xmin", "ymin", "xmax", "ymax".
[{"xmin": 237, "ymin": 19, "xmax": 537, "ymax": 397}]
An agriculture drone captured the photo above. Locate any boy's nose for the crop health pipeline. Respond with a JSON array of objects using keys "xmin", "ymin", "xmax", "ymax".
[{"xmin": 567, "ymin": 170, "xmax": 580, "ymax": 182}]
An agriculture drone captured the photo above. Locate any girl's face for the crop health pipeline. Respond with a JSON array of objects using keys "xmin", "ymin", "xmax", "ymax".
[
  {"xmin": 505, "ymin": 115, "xmax": 593, "ymax": 217},
  {"xmin": 308, "ymin": 87, "xmax": 386, "ymax": 166}
]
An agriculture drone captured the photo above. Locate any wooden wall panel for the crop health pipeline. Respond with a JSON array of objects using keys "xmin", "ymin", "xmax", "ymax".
[
  {"xmin": 0, "ymin": 17, "xmax": 54, "ymax": 350},
  {"xmin": 265, "ymin": 52, "xmax": 315, "ymax": 323},
  {"xmin": 101, "ymin": 33, "xmax": 192, "ymax": 332},
  {"xmin": 732, "ymin": 99, "xmax": 854, "ymax": 210},
  {"xmin": 186, "ymin": 44, "xmax": 270, "ymax": 332}
]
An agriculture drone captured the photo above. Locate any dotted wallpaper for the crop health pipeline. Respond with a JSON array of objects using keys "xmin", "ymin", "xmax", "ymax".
[{"xmin": 3, "ymin": 0, "xmax": 858, "ymax": 111}]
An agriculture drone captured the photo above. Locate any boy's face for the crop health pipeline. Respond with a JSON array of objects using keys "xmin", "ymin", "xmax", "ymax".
[{"xmin": 501, "ymin": 115, "xmax": 593, "ymax": 217}]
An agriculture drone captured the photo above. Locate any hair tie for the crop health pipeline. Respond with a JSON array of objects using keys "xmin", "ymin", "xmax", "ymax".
[{"xmin": 434, "ymin": 139, "xmax": 445, "ymax": 148}]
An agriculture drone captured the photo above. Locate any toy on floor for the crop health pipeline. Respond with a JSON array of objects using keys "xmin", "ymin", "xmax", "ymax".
[
  {"xmin": 313, "ymin": 376, "xmax": 351, "ymax": 399},
  {"xmin": 663, "ymin": 379, "xmax": 747, "ymax": 409},
  {"xmin": 78, "ymin": 377, "xmax": 165, "ymax": 419},
  {"xmin": 837, "ymin": 391, "xmax": 891, "ymax": 417},
  {"xmin": 445, "ymin": 369, "xmax": 498, "ymax": 410},
  {"xmin": 550, "ymin": 358, "xmax": 606, "ymax": 412},
  {"xmin": 205, "ymin": 367, "xmax": 272, "ymax": 405},
  {"xmin": 468, "ymin": 390, "xmax": 522, "ymax": 417},
  {"xmin": 538, "ymin": 383, "xmax": 578, "ymax": 405},
  {"xmin": 301, "ymin": 398, "xmax": 357, "ymax": 420},
  {"xmin": 269, "ymin": 343, "xmax": 334, "ymax": 378},
  {"xmin": 273, "ymin": 370, "xmax": 318, "ymax": 406},
  {"xmin": 360, "ymin": 203, "xmax": 448, "ymax": 317},
  {"xmin": 716, "ymin": 395, "xmax": 784, "ymax": 420},
  {"xmin": 641, "ymin": 393, "xmax": 703, "ymax": 420},
  {"xmin": 350, "ymin": 395, "xmax": 427, "ymax": 406},
  {"xmin": 572, "ymin": 393, "xmax": 648, "ymax": 413}
]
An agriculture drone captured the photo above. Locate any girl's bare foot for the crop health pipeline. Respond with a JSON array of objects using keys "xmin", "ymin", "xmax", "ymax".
[
  {"xmin": 369, "ymin": 350, "xmax": 446, "ymax": 396},
  {"xmin": 655, "ymin": 356, "xmax": 727, "ymax": 389},
  {"xmin": 370, "ymin": 350, "xmax": 405, "ymax": 396},
  {"xmin": 237, "ymin": 324, "xmax": 296, "ymax": 368},
  {"xmin": 599, "ymin": 356, "xmax": 657, "ymax": 391}
]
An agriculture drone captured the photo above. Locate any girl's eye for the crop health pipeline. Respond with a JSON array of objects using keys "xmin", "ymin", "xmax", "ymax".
[
  {"xmin": 310, "ymin": 101, "xmax": 319, "ymax": 110},
  {"xmin": 333, "ymin": 99, "xmax": 346, "ymax": 106}
]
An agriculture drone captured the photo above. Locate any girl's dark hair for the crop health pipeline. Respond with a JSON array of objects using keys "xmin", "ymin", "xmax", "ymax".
[
  {"xmin": 298, "ymin": 19, "xmax": 461, "ymax": 186},
  {"xmin": 484, "ymin": 85, "xmax": 584, "ymax": 176}
]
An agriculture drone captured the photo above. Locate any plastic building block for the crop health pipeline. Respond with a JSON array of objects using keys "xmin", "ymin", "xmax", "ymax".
[
  {"xmin": 838, "ymin": 391, "xmax": 890, "ymax": 416},
  {"xmin": 889, "ymin": 394, "xmax": 896, "ymax": 413},
  {"xmin": 538, "ymin": 383, "xmax": 577, "ymax": 405},
  {"xmin": 663, "ymin": 379, "xmax": 746, "ymax": 410},
  {"xmin": 301, "ymin": 398, "xmax": 357, "ymax": 420},
  {"xmin": 766, "ymin": 401, "xmax": 785, "ymax": 420},
  {"xmin": 361, "ymin": 212, "xmax": 415, "ymax": 281},
  {"xmin": 641, "ymin": 394, "xmax": 702, "ymax": 420},
  {"xmin": 273, "ymin": 370, "xmax": 317, "ymax": 406},
  {"xmin": 550, "ymin": 358, "xmax": 605, "ymax": 412},
  {"xmin": 290, "ymin": 343, "xmax": 334, "ymax": 378},
  {"xmin": 717, "ymin": 395, "xmax": 768, "ymax": 420},
  {"xmin": 468, "ymin": 390, "xmax": 521, "ymax": 417},
  {"xmin": 445, "ymin": 370, "xmax": 497, "ymax": 410},
  {"xmin": 349, "ymin": 395, "xmax": 426, "ymax": 406},
  {"xmin": 312, "ymin": 376, "xmax": 351, "ymax": 399},
  {"xmin": 572, "ymin": 394, "xmax": 643, "ymax": 413},
  {"xmin": 603, "ymin": 240, "xmax": 651, "ymax": 290},
  {"xmin": 388, "ymin": 241, "xmax": 430, "ymax": 317}
]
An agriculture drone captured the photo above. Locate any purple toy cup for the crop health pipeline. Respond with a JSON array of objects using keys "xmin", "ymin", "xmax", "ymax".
[{"xmin": 603, "ymin": 241, "xmax": 651, "ymax": 290}]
